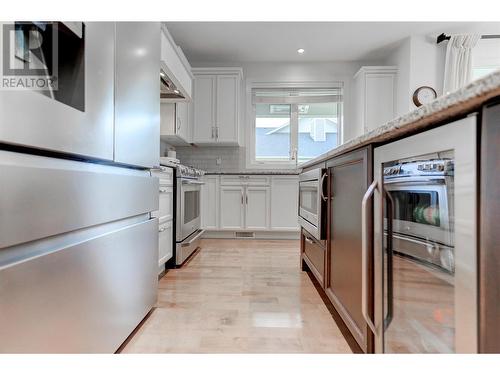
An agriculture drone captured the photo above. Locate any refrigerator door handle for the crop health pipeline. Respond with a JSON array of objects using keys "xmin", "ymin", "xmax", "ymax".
[{"xmin": 361, "ymin": 180, "xmax": 378, "ymax": 335}]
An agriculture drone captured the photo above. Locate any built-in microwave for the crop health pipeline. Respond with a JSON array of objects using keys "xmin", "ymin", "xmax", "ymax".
[{"xmin": 298, "ymin": 167, "xmax": 328, "ymax": 241}]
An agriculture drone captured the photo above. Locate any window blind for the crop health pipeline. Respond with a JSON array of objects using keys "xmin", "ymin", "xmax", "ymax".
[{"xmin": 252, "ymin": 86, "xmax": 343, "ymax": 104}]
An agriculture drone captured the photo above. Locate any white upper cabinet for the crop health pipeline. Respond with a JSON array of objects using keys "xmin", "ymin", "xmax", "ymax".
[
  {"xmin": 160, "ymin": 102, "xmax": 191, "ymax": 145},
  {"xmin": 192, "ymin": 68, "xmax": 242, "ymax": 146},
  {"xmin": 160, "ymin": 25, "xmax": 193, "ymax": 101},
  {"xmin": 193, "ymin": 75, "xmax": 217, "ymax": 143},
  {"xmin": 216, "ymin": 75, "xmax": 239, "ymax": 143},
  {"xmin": 352, "ymin": 66, "xmax": 397, "ymax": 137}
]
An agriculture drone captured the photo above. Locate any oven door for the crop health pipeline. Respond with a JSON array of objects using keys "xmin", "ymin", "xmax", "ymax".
[
  {"xmin": 0, "ymin": 22, "xmax": 115, "ymax": 160},
  {"xmin": 384, "ymin": 176, "xmax": 452, "ymax": 246},
  {"xmin": 298, "ymin": 170, "xmax": 327, "ymax": 240},
  {"xmin": 177, "ymin": 179, "xmax": 203, "ymax": 241}
]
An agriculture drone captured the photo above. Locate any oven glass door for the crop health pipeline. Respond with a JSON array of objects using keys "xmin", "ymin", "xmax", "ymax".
[
  {"xmin": 299, "ymin": 180, "xmax": 319, "ymax": 224},
  {"xmin": 179, "ymin": 181, "xmax": 201, "ymax": 241},
  {"xmin": 385, "ymin": 180, "xmax": 452, "ymax": 246}
]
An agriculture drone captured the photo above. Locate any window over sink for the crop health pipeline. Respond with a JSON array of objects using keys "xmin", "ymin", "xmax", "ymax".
[{"xmin": 250, "ymin": 86, "xmax": 343, "ymax": 167}]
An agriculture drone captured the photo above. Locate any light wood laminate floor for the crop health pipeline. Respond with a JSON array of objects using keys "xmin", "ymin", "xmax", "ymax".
[{"xmin": 122, "ymin": 239, "xmax": 351, "ymax": 353}]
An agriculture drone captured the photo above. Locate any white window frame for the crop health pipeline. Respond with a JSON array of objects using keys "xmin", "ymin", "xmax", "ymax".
[
  {"xmin": 245, "ymin": 81, "xmax": 344, "ymax": 170},
  {"xmin": 245, "ymin": 80, "xmax": 347, "ymax": 169}
]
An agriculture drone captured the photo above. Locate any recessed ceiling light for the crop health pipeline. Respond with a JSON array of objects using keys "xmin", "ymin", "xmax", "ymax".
[{"xmin": 297, "ymin": 48, "xmax": 305, "ymax": 54}]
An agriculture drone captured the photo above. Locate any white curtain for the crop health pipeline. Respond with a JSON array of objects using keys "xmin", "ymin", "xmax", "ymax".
[{"xmin": 443, "ymin": 34, "xmax": 481, "ymax": 94}]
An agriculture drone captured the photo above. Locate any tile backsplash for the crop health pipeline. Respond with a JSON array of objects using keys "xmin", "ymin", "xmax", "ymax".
[{"xmin": 174, "ymin": 146, "xmax": 246, "ymax": 172}]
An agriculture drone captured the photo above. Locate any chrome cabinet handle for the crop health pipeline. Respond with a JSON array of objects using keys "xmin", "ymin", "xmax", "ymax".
[
  {"xmin": 216, "ymin": 126, "xmax": 219, "ymax": 140},
  {"xmin": 159, "ymin": 188, "xmax": 168, "ymax": 193},
  {"xmin": 159, "ymin": 226, "xmax": 166, "ymax": 232},
  {"xmin": 320, "ymin": 172, "xmax": 328, "ymax": 202},
  {"xmin": 211, "ymin": 126, "xmax": 215, "ymax": 139},
  {"xmin": 304, "ymin": 236, "xmax": 314, "ymax": 245},
  {"xmin": 241, "ymin": 192, "xmax": 244, "ymax": 205},
  {"xmin": 361, "ymin": 180, "xmax": 378, "ymax": 336},
  {"xmin": 246, "ymin": 193, "xmax": 248, "ymax": 204}
]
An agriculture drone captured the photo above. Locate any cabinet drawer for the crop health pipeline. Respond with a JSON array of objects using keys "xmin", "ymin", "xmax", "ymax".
[
  {"xmin": 220, "ymin": 175, "xmax": 270, "ymax": 186},
  {"xmin": 152, "ymin": 167, "xmax": 174, "ymax": 186},
  {"xmin": 303, "ymin": 232, "xmax": 325, "ymax": 285},
  {"xmin": 154, "ymin": 185, "xmax": 173, "ymax": 221},
  {"xmin": 158, "ymin": 220, "xmax": 173, "ymax": 267}
]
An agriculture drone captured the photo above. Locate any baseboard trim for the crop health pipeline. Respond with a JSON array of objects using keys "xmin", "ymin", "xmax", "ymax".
[{"xmin": 202, "ymin": 230, "xmax": 300, "ymax": 240}]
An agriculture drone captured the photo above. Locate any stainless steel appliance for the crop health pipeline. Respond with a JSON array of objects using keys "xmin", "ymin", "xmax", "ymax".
[
  {"xmin": 383, "ymin": 158, "xmax": 455, "ymax": 272},
  {"xmin": 175, "ymin": 164, "xmax": 205, "ymax": 265},
  {"xmin": 362, "ymin": 116, "xmax": 478, "ymax": 353},
  {"xmin": 298, "ymin": 167, "xmax": 328, "ymax": 241},
  {"xmin": 0, "ymin": 22, "xmax": 160, "ymax": 353}
]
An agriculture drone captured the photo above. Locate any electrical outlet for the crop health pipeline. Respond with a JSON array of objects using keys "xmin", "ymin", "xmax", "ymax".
[{"xmin": 216, "ymin": 157, "xmax": 222, "ymax": 166}]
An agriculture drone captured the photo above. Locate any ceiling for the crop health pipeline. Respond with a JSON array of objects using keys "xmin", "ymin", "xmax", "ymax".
[{"xmin": 166, "ymin": 22, "xmax": 500, "ymax": 63}]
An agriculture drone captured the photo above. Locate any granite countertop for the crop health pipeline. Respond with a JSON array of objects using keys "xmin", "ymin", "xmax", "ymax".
[
  {"xmin": 205, "ymin": 170, "xmax": 299, "ymax": 175},
  {"xmin": 301, "ymin": 71, "xmax": 500, "ymax": 169}
]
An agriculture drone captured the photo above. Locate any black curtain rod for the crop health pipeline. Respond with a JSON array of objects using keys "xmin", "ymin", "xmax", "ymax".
[{"xmin": 437, "ymin": 32, "xmax": 500, "ymax": 44}]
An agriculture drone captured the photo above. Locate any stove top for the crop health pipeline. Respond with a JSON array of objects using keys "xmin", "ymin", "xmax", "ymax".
[{"xmin": 176, "ymin": 164, "xmax": 205, "ymax": 178}]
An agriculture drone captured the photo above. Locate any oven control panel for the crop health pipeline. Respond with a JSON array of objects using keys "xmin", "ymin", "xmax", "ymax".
[{"xmin": 384, "ymin": 159, "xmax": 454, "ymax": 177}]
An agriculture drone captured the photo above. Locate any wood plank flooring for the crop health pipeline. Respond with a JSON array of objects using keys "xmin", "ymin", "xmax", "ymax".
[{"xmin": 121, "ymin": 239, "xmax": 351, "ymax": 353}]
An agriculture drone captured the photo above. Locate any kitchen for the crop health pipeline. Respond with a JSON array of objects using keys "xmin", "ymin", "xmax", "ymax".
[{"xmin": 0, "ymin": 2, "xmax": 499, "ymax": 371}]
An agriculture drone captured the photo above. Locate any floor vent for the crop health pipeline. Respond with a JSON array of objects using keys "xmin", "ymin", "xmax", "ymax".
[{"xmin": 235, "ymin": 231, "xmax": 255, "ymax": 238}]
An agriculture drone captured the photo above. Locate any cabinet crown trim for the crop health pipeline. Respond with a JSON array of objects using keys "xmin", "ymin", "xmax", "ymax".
[
  {"xmin": 192, "ymin": 67, "xmax": 243, "ymax": 79},
  {"xmin": 354, "ymin": 66, "xmax": 398, "ymax": 79}
]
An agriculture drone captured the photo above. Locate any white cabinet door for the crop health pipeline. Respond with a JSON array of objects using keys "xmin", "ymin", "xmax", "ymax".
[
  {"xmin": 245, "ymin": 186, "xmax": 270, "ymax": 230},
  {"xmin": 160, "ymin": 103, "xmax": 175, "ymax": 136},
  {"xmin": 270, "ymin": 176, "xmax": 299, "ymax": 230},
  {"xmin": 158, "ymin": 185, "xmax": 174, "ymax": 222},
  {"xmin": 216, "ymin": 75, "xmax": 239, "ymax": 143},
  {"xmin": 193, "ymin": 75, "xmax": 216, "ymax": 143},
  {"xmin": 176, "ymin": 101, "xmax": 190, "ymax": 142},
  {"xmin": 158, "ymin": 220, "xmax": 173, "ymax": 272},
  {"xmin": 201, "ymin": 175, "xmax": 219, "ymax": 230},
  {"xmin": 220, "ymin": 186, "xmax": 244, "ymax": 230}
]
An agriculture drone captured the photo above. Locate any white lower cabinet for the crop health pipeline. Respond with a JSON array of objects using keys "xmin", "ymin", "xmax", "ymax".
[
  {"xmin": 152, "ymin": 166, "xmax": 174, "ymax": 274},
  {"xmin": 204, "ymin": 174, "xmax": 298, "ymax": 232},
  {"xmin": 201, "ymin": 175, "xmax": 220, "ymax": 229},
  {"xmin": 220, "ymin": 186, "xmax": 245, "ymax": 229},
  {"xmin": 245, "ymin": 186, "xmax": 270, "ymax": 230},
  {"xmin": 158, "ymin": 220, "xmax": 173, "ymax": 273},
  {"xmin": 270, "ymin": 176, "xmax": 299, "ymax": 230}
]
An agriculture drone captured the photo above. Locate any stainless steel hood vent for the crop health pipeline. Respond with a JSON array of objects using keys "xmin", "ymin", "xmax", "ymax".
[{"xmin": 160, "ymin": 69, "xmax": 185, "ymax": 99}]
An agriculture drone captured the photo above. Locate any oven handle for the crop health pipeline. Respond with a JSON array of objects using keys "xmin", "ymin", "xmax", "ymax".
[
  {"xmin": 384, "ymin": 190, "xmax": 395, "ymax": 331},
  {"xmin": 361, "ymin": 180, "xmax": 378, "ymax": 336},
  {"xmin": 384, "ymin": 177, "xmax": 446, "ymax": 185},
  {"xmin": 181, "ymin": 229, "xmax": 205, "ymax": 247},
  {"xmin": 320, "ymin": 172, "xmax": 328, "ymax": 202},
  {"xmin": 181, "ymin": 180, "xmax": 205, "ymax": 185}
]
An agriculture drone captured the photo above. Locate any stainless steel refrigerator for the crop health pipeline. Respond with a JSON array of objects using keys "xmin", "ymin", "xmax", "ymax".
[{"xmin": 0, "ymin": 22, "xmax": 161, "ymax": 353}]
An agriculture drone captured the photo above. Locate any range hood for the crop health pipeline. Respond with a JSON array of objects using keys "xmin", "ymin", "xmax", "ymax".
[{"xmin": 160, "ymin": 69, "xmax": 185, "ymax": 100}]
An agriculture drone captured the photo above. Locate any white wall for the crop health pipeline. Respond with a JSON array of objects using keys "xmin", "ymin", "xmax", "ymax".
[{"xmin": 384, "ymin": 36, "xmax": 446, "ymax": 117}]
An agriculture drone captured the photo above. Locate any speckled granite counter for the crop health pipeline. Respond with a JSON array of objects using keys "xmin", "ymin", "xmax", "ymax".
[
  {"xmin": 301, "ymin": 71, "xmax": 500, "ymax": 169},
  {"xmin": 205, "ymin": 170, "xmax": 299, "ymax": 175}
]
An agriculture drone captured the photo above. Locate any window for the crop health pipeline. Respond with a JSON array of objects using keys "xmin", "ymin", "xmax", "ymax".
[
  {"xmin": 472, "ymin": 38, "xmax": 500, "ymax": 80},
  {"xmin": 252, "ymin": 86, "xmax": 343, "ymax": 166}
]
